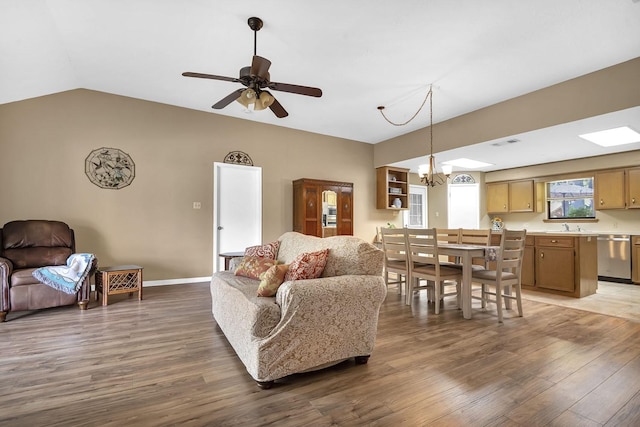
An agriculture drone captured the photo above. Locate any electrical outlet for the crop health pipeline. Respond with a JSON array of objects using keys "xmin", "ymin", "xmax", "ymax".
[{"xmin": 193, "ymin": 202, "xmax": 201, "ymax": 209}]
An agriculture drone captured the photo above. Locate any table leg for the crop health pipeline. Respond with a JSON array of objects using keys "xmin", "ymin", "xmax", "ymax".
[{"xmin": 461, "ymin": 252, "xmax": 472, "ymax": 319}]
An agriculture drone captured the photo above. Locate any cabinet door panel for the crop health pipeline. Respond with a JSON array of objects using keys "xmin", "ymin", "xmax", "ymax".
[
  {"xmin": 595, "ymin": 170, "xmax": 625, "ymax": 210},
  {"xmin": 627, "ymin": 168, "xmax": 640, "ymax": 208},
  {"xmin": 509, "ymin": 180, "xmax": 534, "ymax": 212},
  {"xmin": 304, "ymin": 186, "xmax": 320, "ymax": 236},
  {"xmin": 338, "ymin": 187, "xmax": 353, "ymax": 236},
  {"xmin": 486, "ymin": 182, "xmax": 509, "ymax": 213},
  {"xmin": 522, "ymin": 245, "xmax": 535, "ymax": 286},
  {"xmin": 535, "ymin": 247, "xmax": 574, "ymax": 292}
]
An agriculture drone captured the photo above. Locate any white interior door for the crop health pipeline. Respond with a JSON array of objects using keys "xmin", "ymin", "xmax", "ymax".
[{"xmin": 213, "ymin": 162, "xmax": 262, "ymax": 272}]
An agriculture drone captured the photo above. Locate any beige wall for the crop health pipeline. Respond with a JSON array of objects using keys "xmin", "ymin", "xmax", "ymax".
[{"xmin": 0, "ymin": 89, "xmax": 395, "ymax": 280}]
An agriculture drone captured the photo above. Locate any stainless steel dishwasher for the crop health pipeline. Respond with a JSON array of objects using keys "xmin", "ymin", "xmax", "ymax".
[{"xmin": 597, "ymin": 234, "xmax": 632, "ymax": 283}]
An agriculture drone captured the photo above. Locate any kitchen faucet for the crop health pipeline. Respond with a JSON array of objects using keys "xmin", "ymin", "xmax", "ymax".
[{"xmin": 562, "ymin": 222, "xmax": 570, "ymax": 231}]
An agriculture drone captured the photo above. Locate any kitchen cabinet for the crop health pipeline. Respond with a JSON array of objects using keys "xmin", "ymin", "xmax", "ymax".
[
  {"xmin": 535, "ymin": 236, "xmax": 575, "ymax": 293},
  {"xmin": 509, "ymin": 180, "xmax": 535, "ymax": 212},
  {"xmin": 487, "ymin": 180, "xmax": 536, "ymax": 214},
  {"xmin": 626, "ymin": 167, "xmax": 640, "ymax": 209},
  {"xmin": 521, "ymin": 235, "xmax": 535, "ymax": 287},
  {"xmin": 486, "ymin": 182, "xmax": 509, "ymax": 213},
  {"xmin": 632, "ymin": 236, "xmax": 640, "ymax": 283},
  {"xmin": 376, "ymin": 166, "xmax": 409, "ymax": 210},
  {"xmin": 522, "ymin": 233, "xmax": 597, "ymax": 297},
  {"xmin": 293, "ymin": 178, "xmax": 353, "ymax": 238},
  {"xmin": 595, "ymin": 170, "xmax": 626, "ymax": 210}
]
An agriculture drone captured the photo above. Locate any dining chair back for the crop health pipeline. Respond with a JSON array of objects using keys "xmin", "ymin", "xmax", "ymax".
[
  {"xmin": 406, "ymin": 228, "xmax": 462, "ymax": 312},
  {"xmin": 380, "ymin": 227, "xmax": 409, "ymax": 295},
  {"xmin": 459, "ymin": 228, "xmax": 492, "ymax": 267},
  {"xmin": 471, "ymin": 229, "xmax": 527, "ymax": 322},
  {"xmin": 436, "ymin": 228, "xmax": 461, "ymax": 264}
]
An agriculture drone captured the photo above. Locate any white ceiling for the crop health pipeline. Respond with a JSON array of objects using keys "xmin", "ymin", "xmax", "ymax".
[{"xmin": 2, "ymin": 0, "xmax": 640, "ymax": 172}]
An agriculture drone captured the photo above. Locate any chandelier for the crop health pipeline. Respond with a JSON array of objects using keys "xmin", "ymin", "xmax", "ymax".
[
  {"xmin": 377, "ymin": 85, "xmax": 452, "ymax": 187},
  {"xmin": 418, "ymin": 86, "xmax": 452, "ymax": 186}
]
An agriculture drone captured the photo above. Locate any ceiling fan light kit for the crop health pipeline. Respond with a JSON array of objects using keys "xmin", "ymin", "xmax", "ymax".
[{"xmin": 182, "ymin": 17, "xmax": 322, "ymax": 118}]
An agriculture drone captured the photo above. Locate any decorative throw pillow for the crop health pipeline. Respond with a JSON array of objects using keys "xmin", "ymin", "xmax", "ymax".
[
  {"xmin": 244, "ymin": 241, "xmax": 281, "ymax": 259},
  {"xmin": 257, "ymin": 264, "xmax": 290, "ymax": 297},
  {"xmin": 234, "ymin": 256, "xmax": 279, "ymax": 280},
  {"xmin": 285, "ymin": 249, "xmax": 330, "ymax": 281}
]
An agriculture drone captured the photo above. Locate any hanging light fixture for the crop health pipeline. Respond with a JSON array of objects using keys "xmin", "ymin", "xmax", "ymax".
[
  {"xmin": 417, "ymin": 86, "xmax": 452, "ymax": 187},
  {"xmin": 236, "ymin": 88, "xmax": 275, "ymax": 111},
  {"xmin": 377, "ymin": 85, "xmax": 452, "ymax": 187}
]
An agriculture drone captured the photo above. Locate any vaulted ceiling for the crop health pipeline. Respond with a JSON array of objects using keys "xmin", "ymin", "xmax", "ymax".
[{"xmin": 2, "ymin": 0, "xmax": 640, "ymax": 171}]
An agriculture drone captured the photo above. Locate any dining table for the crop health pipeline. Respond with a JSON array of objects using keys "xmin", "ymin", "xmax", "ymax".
[{"xmin": 438, "ymin": 243, "xmax": 497, "ymax": 319}]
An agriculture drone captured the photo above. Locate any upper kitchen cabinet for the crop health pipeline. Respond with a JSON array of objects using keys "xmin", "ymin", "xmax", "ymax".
[
  {"xmin": 376, "ymin": 166, "xmax": 409, "ymax": 210},
  {"xmin": 509, "ymin": 180, "xmax": 535, "ymax": 212},
  {"xmin": 487, "ymin": 180, "xmax": 537, "ymax": 214},
  {"xmin": 595, "ymin": 169, "xmax": 626, "ymax": 210},
  {"xmin": 626, "ymin": 167, "xmax": 640, "ymax": 209},
  {"xmin": 486, "ymin": 182, "xmax": 509, "ymax": 213}
]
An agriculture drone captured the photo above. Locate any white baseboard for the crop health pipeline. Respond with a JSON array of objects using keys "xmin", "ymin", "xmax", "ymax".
[{"xmin": 143, "ymin": 277, "xmax": 212, "ymax": 287}]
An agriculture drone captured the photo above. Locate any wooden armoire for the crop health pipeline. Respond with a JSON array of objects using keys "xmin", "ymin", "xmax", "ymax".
[{"xmin": 293, "ymin": 178, "xmax": 353, "ymax": 237}]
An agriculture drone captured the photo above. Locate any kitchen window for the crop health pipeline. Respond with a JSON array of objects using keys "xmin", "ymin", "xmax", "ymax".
[{"xmin": 546, "ymin": 177, "xmax": 595, "ymax": 219}]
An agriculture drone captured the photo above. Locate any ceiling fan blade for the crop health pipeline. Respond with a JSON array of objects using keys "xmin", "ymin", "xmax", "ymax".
[
  {"xmin": 269, "ymin": 97, "xmax": 288, "ymax": 118},
  {"xmin": 250, "ymin": 56, "xmax": 271, "ymax": 79},
  {"xmin": 212, "ymin": 88, "xmax": 244, "ymax": 109},
  {"xmin": 268, "ymin": 81, "xmax": 322, "ymax": 97},
  {"xmin": 182, "ymin": 72, "xmax": 239, "ymax": 83}
]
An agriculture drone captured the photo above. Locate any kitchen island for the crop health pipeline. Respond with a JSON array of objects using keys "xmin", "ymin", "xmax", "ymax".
[{"xmin": 521, "ymin": 232, "xmax": 598, "ymax": 298}]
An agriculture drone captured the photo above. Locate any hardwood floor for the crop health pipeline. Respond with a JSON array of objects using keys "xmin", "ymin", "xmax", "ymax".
[{"xmin": 1, "ymin": 282, "xmax": 639, "ymax": 426}]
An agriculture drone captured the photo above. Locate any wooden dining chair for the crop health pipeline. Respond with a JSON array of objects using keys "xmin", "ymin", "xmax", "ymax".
[
  {"xmin": 380, "ymin": 227, "xmax": 409, "ymax": 296},
  {"xmin": 459, "ymin": 228, "xmax": 492, "ymax": 268},
  {"xmin": 471, "ymin": 229, "xmax": 527, "ymax": 322},
  {"xmin": 406, "ymin": 228, "xmax": 462, "ymax": 312},
  {"xmin": 435, "ymin": 228, "xmax": 462, "ymax": 265}
]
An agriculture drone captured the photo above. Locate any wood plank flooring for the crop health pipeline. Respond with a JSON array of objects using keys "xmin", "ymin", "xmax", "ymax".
[{"xmin": 1, "ymin": 282, "xmax": 639, "ymax": 426}]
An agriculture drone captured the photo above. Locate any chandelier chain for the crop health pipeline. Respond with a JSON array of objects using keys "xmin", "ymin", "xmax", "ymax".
[{"xmin": 377, "ymin": 86, "xmax": 433, "ymax": 127}]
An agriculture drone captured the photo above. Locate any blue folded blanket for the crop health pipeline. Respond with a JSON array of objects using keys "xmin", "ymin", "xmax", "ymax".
[{"xmin": 32, "ymin": 253, "xmax": 95, "ymax": 295}]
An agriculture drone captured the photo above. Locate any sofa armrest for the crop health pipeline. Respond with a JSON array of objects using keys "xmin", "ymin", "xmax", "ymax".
[
  {"xmin": 275, "ymin": 274, "xmax": 387, "ymax": 340},
  {"xmin": 0, "ymin": 256, "xmax": 13, "ymax": 312}
]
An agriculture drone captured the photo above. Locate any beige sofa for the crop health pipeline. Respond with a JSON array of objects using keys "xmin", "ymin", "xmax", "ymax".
[{"xmin": 209, "ymin": 231, "xmax": 386, "ymax": 388}]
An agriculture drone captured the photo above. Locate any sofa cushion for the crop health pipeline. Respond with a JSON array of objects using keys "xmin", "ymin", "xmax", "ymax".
[
  {"xmin": 277, "ymin": 232, "xmax": 383, "ymax": 277},
  {"xmin": 245, "ymin": 241, "xmax": 280, "ymax": 259},
  {"xmin": 257, "ymin": 264, "xmax": 289, "ymax": 297},
  {"xmin": 234, "ymin": 256, "xmax": 279, "ymax": 280},
  {"xmin": 285, "ymin": 249, "xmax": 329, "ymax": 281}
]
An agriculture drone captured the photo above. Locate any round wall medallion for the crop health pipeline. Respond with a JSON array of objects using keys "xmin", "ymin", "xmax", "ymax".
[{"xmin": 85, "ymin": 147, "xmax": 135, "ymax": 189}]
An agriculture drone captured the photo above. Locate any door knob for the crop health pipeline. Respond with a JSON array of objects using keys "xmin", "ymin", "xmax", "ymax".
[{"xmin": 217, "ymin": 226, "xmax": 223, "ymax": 230}]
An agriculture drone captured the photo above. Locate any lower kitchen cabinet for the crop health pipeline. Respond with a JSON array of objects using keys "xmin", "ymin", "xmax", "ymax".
[
  {"xmin": 521, "ymin": 236, "xmax": 535, "ymax": 287},
  {"xmin": 522, "ymin": 233, "xmax": 598, "ymax": 297},
  {"xmin": 632, "ymin": 236, "xmax": 640, "ymax": 283},
  {"xmin": 536, "ymin": 245, "xmax": 575, "ymax": 292}
]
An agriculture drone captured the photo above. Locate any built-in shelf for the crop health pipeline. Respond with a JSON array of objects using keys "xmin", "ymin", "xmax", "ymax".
[{"xmin": 376, "ymin": 166, "xmax": 410, "ymax": 210}]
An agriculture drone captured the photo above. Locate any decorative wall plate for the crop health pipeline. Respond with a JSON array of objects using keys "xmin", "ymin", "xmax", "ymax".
[
  {"xmin": 224, "ymin": 151, "xmax": 253, "ymax": 166},
  {"xmin": 85, "ymin": 147, "xmax": 135, "ymax": 189}
]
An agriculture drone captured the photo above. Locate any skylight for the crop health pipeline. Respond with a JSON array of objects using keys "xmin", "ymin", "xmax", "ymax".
[
  {"xmin": 578, "ymin": 126, "xmax": 640, "ymax": 147},
  {"xmin": 442, "ymin": 158, "xmax": 493, "ymax": 169}
]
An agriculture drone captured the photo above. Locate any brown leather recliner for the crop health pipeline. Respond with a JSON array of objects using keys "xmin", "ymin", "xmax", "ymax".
[{"xmin": 0, "ymin": 220, "xmax": 94, "ymax": 322}]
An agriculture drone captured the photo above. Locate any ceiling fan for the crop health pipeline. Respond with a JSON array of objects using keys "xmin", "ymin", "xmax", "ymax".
[{"xmin": 182, "ymin": 17, "xmax": 322, "ymax": 118}]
